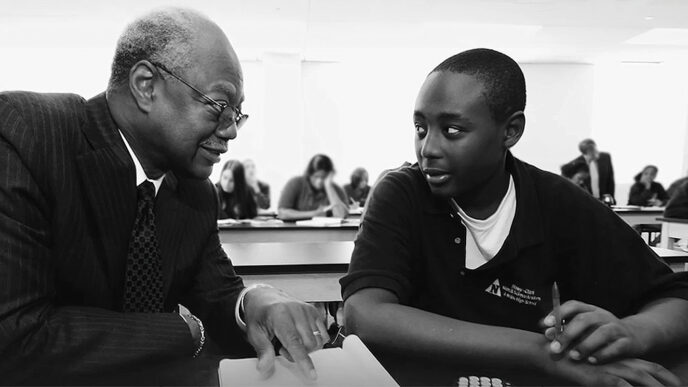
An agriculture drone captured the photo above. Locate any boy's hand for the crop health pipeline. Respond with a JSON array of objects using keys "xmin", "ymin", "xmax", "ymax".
[
  {"xmin": 548, "ymin": 356, "xmax": 681, "ymax": 386},
  {"xmin": 542, "ymin": 300, "xmax": 644, "ymax": 364}
]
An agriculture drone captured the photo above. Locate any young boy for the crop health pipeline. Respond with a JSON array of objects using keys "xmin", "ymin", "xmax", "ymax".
[{"xmin": 341, "ymin": 48, "xmax": 688, "ymax": 386}]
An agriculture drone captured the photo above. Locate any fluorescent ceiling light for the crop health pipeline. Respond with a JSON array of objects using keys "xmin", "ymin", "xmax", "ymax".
[{"xmin": 626, "ymin": 28, "xmax": 688, "ymax": 46}]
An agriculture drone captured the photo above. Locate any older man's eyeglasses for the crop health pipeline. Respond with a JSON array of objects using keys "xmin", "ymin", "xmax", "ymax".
[{"xmin": 149, "ymin": 61, "xmax": 248, "ymax": 130}]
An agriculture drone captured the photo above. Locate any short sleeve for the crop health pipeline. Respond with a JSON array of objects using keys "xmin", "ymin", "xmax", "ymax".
[
  {"xmin": 340, "ymin": 170, "xmax": 419, "ymax": 304},
  {"xmin": 278, "ymin": 177, "xmax": 302, "ymax": 210}
]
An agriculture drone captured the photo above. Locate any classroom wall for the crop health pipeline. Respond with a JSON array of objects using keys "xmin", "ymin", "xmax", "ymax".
[
  {"xmin": 2, "ymin": 21, "xmax": 687, "ymax": 208},
  {"xmin": 512, "ymin": 64, "xmax": 595, "ymax": 174},
  {"xmin": 590, "ymin": 62, "xmax": 688, "ymax": 204}
]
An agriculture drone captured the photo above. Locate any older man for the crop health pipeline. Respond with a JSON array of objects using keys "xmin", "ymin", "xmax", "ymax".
[{"xmin": 0, "ymin": 8, "xmax": 327, "ymax": 384}]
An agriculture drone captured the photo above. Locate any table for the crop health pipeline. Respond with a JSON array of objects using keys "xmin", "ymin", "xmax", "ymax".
[
  {"xmin": 223, "ymin": 241, "xmax": 353, "ymax": 302},
  {"xmin": 653, "ymin": 246, "xmax": 688, "ymax": 272},
  {"xmin": 659, "ymin": 217, "xmax": 688, "ymax": 250},
  {"xmin": 222, "ymin": 243, "xmax": 685, "ymax": 302},
  {"xmin": 218, "ymin": 220, "xmax": 359, "ymax": 243},
  {"xmin": 612, "ymin": 206, "xmax": 664, "ymax": 227}
]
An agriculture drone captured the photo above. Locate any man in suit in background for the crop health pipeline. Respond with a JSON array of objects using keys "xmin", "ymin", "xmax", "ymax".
[
  {"xmin": 0, "ymin": 8, "xmax": 327, "ymax": 384},
  {"xmin": 571, "ymin": 138, "xmax": 615, "ymax": 201}
]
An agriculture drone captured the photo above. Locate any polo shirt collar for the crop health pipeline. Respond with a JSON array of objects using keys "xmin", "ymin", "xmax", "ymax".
[
  {"xmin": 505, "ymin": 151, "xmax": 545, "ymax": 249},
  {"xmin": 419, "ymin": 151, "xmax": 544, "ymax": 249}
]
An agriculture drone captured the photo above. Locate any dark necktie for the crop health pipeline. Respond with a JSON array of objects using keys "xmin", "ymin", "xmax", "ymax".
[{"xmin": 123, "ymin": 181, "xmax": 164, "ymax": 313}]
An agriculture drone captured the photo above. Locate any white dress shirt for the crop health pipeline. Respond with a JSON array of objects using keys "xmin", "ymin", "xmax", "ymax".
[{"xmin": 118, "ymin": 130, "xmax": 165, "ymax": 196}]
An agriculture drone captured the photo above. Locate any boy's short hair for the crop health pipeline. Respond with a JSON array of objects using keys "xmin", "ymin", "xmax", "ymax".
[{"xmin": 431, "ymin": 48, "xmax": 526, "ymax": 123}]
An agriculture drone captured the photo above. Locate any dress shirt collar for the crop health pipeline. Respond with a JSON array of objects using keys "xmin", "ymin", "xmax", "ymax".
[{"xmin": 118, "ymin": 130, "xmax": 165, "ymax": 196}]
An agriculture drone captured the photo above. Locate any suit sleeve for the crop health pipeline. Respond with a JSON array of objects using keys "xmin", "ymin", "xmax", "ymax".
[
  {"xmin": 179, "ymin": 186, "xmax": 252, "ymax": 356},
  {"xmin": 0, "ymin": 98, "xmax": 195, "ymax": 384}
]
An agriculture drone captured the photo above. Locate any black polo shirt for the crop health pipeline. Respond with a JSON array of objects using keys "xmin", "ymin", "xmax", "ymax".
[{"xmin": 341, "ymin": 152, "xmax": 688, "ymax": 333}]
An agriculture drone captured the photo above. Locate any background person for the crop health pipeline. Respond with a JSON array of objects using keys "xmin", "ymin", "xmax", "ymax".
[
  {"xmin": 560, "ymin": 160, "xmax": 590, "ymax": 193},
  {"xmin": 628, "ymin": 165, "xmax": 669, "ymax": 207},
  {"xmin": 243, "ymin": 158, "xmax": 271, "ymax": 210},
  {"xmin": 278, "ymin": 154, "xmax": 348, "ymax": 220},
  {"xmin": 570, "ymin": 138, "xmax": 615, "ymax": 201},
  {"xmin": 216, "ymin": 159, "xmax": 258, "ymax": 219},
  {"xmin": 344, "ymin": 167, "xmax": 371, "ymax": 207}
]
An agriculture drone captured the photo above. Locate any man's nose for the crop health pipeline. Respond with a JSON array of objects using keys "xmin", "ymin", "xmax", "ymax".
[{"xmin": 216, "ymin": 121, "xmax": 237, "ymax": 141}]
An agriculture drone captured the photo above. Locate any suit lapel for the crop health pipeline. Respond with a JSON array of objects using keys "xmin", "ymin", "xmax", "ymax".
[
  {"xmin": 76, "ymin": 93, "xmax": 136, "ymax": 302},
  {"xmin": 155, "ymin": 173, "xmax": 191, "ymax": 298}
]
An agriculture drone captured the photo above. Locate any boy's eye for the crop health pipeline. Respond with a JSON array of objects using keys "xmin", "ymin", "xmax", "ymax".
[
  {"xmin": 446, "ymin": 126, "xmax": 462, "ymax": 135},
  {"xmin": 414, "ymin": 124, "xmax": 427, "ymax": 136}
]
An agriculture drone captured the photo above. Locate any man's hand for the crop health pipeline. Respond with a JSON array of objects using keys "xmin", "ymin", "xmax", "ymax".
[
  {"xmin": 548, "ymin": 356, "xmax": 681, "ymax": 386},
  {"xmin": 542, "ymin": 300, "xmax": 644, "ymax": 364},
  {"xmin": 243, "ymin": 287, "xmax": 330, "ymax": 380}
]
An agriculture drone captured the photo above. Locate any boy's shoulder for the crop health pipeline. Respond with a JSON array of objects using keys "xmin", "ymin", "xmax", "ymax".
[
  {"xmin": 374, "ymin": 162, "xmax": 429, "ymax": 197},
  {"xmin": 512, "ymin": 156, "xmax": 608, "ymax": 216}
]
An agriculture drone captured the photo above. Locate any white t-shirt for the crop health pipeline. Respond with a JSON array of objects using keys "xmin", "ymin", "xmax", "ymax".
[{"xmin": 455, "ymin": 175, "xmax": 517, "ymax": 269}]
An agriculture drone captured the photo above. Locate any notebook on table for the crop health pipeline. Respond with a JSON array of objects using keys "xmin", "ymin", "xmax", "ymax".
[{"xmin": 218, "ymin": 335, "xmax": 397, "ymax": 386}]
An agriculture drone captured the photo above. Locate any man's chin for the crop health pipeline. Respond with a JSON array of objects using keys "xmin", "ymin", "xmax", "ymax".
[{"xmin": 173, "ymin": 164, "xmax": 213, "ymax": 181}]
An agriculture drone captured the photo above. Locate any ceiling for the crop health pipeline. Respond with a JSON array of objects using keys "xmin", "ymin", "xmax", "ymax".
[{"xmin": 2, "ymin": 0, "xmax": 688, "ymax": 63}]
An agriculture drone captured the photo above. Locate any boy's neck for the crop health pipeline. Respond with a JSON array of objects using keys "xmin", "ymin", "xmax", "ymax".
[{"xmin": 453, "ymin": 168, "xmax": 510, "ymax": 220}]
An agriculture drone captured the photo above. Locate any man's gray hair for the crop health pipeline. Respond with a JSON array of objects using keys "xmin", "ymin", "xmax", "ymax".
[{"xmin": 107, "ymin": 7, "xmax": 208, "ymax": 90}]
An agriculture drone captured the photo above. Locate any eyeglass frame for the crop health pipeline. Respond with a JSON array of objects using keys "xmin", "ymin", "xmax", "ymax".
[{"xmin": 148, "ymin": 60, "xmax": 248, "ymax": 129}]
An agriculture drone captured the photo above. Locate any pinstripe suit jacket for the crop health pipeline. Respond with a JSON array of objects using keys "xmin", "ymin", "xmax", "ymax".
[{"xmin": 0, "ymin": 91, "xmax": 249, "ymax": 384}]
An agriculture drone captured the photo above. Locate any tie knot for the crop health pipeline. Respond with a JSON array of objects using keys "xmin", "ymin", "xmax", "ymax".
[{"xmin": 137, "ymin": 181, "xmax": 156, "ymax": 202}]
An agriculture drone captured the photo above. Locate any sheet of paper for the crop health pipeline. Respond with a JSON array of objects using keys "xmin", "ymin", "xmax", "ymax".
[
  {"xmin": 295, "ymin": 217, "xmax": 343, "ymax": 227},
  {"xmin": 218, "ymin": 335, "xmax": 397, "ymax": 387}
]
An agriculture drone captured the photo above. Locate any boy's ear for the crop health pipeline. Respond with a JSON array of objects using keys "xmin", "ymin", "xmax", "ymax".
[
  {"xmin": 503, "ymin": 111, "xmax": 525, "ymax": 149},
  {"xmin": 128, "ymin": 60, "xmax": 157, "ymax": 113}
]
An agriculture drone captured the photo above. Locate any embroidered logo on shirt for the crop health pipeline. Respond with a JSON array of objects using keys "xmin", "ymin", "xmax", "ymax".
[
  {"xmin": 485, "ymin": 279, "xmax": 543, "ymax": 306},
  {"xmin": 485, "ymin": 279, "xmax": 502, "ymax": 297}
]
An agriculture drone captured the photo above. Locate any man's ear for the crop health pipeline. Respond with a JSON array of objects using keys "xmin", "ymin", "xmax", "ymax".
[
  {"xmin": 503, "ymin": 111, "xmax": 525, "ymax": 149},
  {"xmin": 128, "ymin": 60, "xmax": 157, "ymax": 113}
]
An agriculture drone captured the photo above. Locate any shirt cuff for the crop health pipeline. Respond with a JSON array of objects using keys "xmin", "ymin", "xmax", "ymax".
[{"xmin": 234, "ymin": 283, "xmax": 275, "ymax": 331}]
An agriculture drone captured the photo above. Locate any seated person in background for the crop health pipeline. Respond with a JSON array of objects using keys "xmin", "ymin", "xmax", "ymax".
[
  {"xmin": 344, "ymin": 167, "xmax": 371, "ymax": 207},
  {"xmin": 665, "ymin": 180, "xmax": 688, "ymax": 219},
  {"xmin": 341, "ymin": 48, "xmax": 688, "ymax": 386},
  {"xmin": 560, "ymin": 160, "xmax": 590, "ymax": 192},
  {"xmin": 628, "ymin": 165, "xmax": 669, "ymax": 207},
  {"xmin": 278, "ymin": 154, "xmax": 348, "ymax": 220},
  {"xmin": 216, "ymin": 160, "xmax": 258, "ymax": 220},
  {"xmin": 667, "ymin": 175, "xmax": 688, "ymax": 199},
  {"xmin": 243, "ymin": 158, "xmax": 271, "ymax": 209}
]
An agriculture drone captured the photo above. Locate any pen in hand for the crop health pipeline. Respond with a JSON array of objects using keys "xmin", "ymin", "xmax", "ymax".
[{"xmin": 552, "ymin": 281, "xmax": 562, "ymax": 340}]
